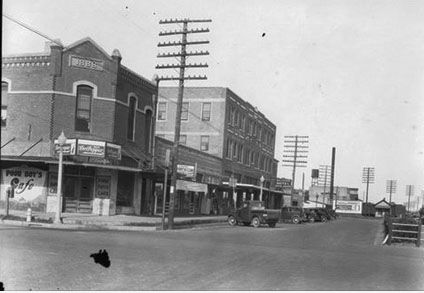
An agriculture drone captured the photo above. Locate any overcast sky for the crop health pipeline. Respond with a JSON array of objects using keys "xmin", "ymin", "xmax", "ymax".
[{"xmin": 3, "ymin": 0, "xmax": 424, "ymax": 205}]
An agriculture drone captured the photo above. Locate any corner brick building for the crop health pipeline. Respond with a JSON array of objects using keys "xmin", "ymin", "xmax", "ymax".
[{"xmin": 1, "ymin": 38, "xmax": 157, "ymax": 216}]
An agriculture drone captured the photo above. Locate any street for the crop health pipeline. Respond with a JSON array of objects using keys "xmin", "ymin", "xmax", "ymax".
[{"xmin": 1, "ymin": 217, "xmax": 423, "ymax": 290}]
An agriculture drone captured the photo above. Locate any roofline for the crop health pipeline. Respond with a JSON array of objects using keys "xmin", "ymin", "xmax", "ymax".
[{"xmin": 63, "ymin": 37, "xmax": 113, "ymax": 61}]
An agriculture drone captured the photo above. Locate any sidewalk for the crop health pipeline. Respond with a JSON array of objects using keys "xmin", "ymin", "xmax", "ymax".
[{"xmin": 0, "ymin": 210, "xmax": 228, "ymax": 231}]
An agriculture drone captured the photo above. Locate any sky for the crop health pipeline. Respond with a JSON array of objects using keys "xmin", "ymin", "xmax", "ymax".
[{"xmin": 2, "ymin": 0, "xmax": 424, "ymax": 205}]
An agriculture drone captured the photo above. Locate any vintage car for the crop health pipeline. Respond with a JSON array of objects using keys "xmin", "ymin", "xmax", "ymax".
[
  {"xmin": 304, "ymin": 208, "xmax": 328, "ymax": 223},
  {"xmin": 280, "ymin": 206, "xmax": 306, "ymax": 224},
  {"xmin": 228, "ymin": 200, "xmax": 280, "ymax": 228}
]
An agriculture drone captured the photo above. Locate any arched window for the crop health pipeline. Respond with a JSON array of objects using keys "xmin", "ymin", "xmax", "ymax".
[
  {"xmin": 127, "ymin": 96, "xmax": 137, "ymax": 140},
  {"xmin": 75, "ymin": 85, "xmax": 93, "ymax": 132},
  {"xmin": 1, "ymin": 81, "xmax": 9, "ymax": 127},
  {"xmin": 144, "ymin": 109, "xmax": 152, "ymax": 152}
]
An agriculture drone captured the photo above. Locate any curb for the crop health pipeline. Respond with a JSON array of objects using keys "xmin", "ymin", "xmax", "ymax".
[{"xmin": 0, "ymin": 219, "xmax": 227, "ymax": 232}]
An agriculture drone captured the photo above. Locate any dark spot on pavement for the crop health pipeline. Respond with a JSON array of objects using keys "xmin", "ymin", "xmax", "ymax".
[
  {"xmin": 90, "ymin": 249, "xmax": 111, "ymax": 268},
  {"xmin": 125, "ymin": 6, "xmax": 128, "ymax": 9},
  {"xmin": 262, "ymin": 33, "xmax": 266, "ymax": 37}
]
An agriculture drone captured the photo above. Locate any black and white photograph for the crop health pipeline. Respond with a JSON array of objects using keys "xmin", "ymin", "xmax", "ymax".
[{"xmin": 1, "ymin": 0, "xmax": 423, "ymax": 291}]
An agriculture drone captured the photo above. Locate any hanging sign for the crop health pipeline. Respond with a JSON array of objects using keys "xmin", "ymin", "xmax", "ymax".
[
  {"xmin": 106, "ymin": 142, "xmax": 122, "ymax": 160},
  {"xmin": 177, "ymin": 164, "xmax": 196, "ymax": 179},
  {"xmin": 77, "ymin": 139, "xmax": 106, "ymax": 157},
  {"xmin": 54, "ymin": 139, "xmax": 77, "ymax": 155}
]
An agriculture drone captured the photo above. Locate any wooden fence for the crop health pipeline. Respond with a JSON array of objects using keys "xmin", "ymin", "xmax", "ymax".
[{"xmin": 386, "ymin": 217, "xmax": 422, "ymax": 247}]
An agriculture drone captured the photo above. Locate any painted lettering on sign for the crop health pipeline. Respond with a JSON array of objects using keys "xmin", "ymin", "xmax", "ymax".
[
  {"xmin": 96, "ymin": 176, "xmax": 111, "ymax": 198},
  {"xmin": 77, "ymin": 139, "xmax": 106, "ymax": 158},
  {"xmin": 1, "ymin": 166, "xmax": 47, "ymax": 202}
]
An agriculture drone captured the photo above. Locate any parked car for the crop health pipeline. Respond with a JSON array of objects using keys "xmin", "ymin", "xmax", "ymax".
[
  {"xmin": 280, "ymin": 206, "xmax": 306, "ymax": 224},
  {"xmin": 228, "ymin": 200, "xmax": 280, "ymax": 228},
  {"xmin": 304, "ymin": 208, "xmax": 328, "ymax": 223},
  {"xmin": 325, "ymin": 208, "xmax": 339, "ymax": 219}
]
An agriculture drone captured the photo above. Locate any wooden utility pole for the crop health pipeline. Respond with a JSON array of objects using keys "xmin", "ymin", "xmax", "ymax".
[
  {"xmin": 386, "ymin": 180, "xmax": 397, "ymax": 204},
  {"xmin": 157, "ymin": 18, "xmax": 211, "ymax": 229},
  {"xmin": 282, "ymin": 135, "xmax": 308, "ymax": 204},
  {"xmin": 329, "ymin": 147, "xmax": 336, "ymax": 204},
  {"xmin": 362, "ymin": 167, "xmax": 375, "ymax": 203},
  {"xmin": 406, "ymin": 185, "xmax": 414, "ymax": 212},
  {"xmin": 318, "ymin": 164, "xmax": 331, "ymax": 203}
]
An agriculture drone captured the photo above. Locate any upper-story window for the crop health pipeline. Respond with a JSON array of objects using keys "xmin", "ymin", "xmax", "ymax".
[
  {"xmin": 200, "ymin": 135, "xmax": 209, "ymax": 151},
  {"xmin": 158, "ymin": 102, "xmax": 167, "ymax": 120},
  {"xmin": 181, "ymin": 102, "xmax": 189, "ymax": 121},
  {"xmin": 1, "ymin": 81, "xmax": 9, "ymax": 127},
  {"xmin": 180, "ymin": 134, "xmax": 187, "ymax": 145},
  {"xmin": 202, "ymin": 102, "xmax": 211, "ymax": 121},
  {"xmin": 144, "ymin": 109, "xmax": 152, "ymax": 152},
  {"xmin": 75, "ymin": 85, "xmax": 93, "ymax": 132},
  {"xmin": 127, "ymin": 96, "xmax": 137, "ymax": 141},
  {"xmin": 226, "ymin": 139, "xmax": 232, "ymax": 158}
]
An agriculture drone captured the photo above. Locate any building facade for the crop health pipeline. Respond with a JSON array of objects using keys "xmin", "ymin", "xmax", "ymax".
[
  {"xmin": 1, "ymin": 38, "xmax": 157, "ymax": 216},
  {"xmin": 156, "ymin": 87, "xmax": 282, "ymax": 208}
]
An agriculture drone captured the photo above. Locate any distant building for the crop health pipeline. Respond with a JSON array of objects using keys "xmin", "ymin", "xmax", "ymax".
[{"xmin": 156, "ymin": 87, "xmax": 282, "ymax": 208}]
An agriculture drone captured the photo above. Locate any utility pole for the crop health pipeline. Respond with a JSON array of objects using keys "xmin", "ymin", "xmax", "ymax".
[
  {"xmin": 329, "ymin": 147, "xmax": 336, "ymax": 206},
  {"xmin": 386, "ymin": 180, "xmax": 397, "ymax": 204},
  {"xmin": 282, "ymin": 135, "xmax": 308, "ymax": 205},
  {"xmin": 406, "ymin": 185, "xmax": 414, "ymax": 212},
  {"xmin": 362, "ymin": 167, "xmax": 375, "ymax": 203},
  {"xmin": 318, "ymin": 165, "xmax": 331, "ymax": 204},
  {"xmin": 157, "ymin": 18, "xmax": 211, "ymax": 229}
]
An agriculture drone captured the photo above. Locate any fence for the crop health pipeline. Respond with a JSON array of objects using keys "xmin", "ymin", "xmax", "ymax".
[{"xmin": 386, "ymin": 217, "xmax": 422, "ymax": 247}]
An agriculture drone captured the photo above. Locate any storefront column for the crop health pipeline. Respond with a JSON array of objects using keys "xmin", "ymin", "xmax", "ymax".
[{"xmin": 134, "ymin": 173, "xmax": 143, "ymax": 216}]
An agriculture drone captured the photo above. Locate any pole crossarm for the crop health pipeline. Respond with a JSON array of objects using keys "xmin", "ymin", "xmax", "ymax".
[
  {"xmin": 156, "ymin": 63, "xmax": 208, "ymax": 69},
  {"xmin": 158, "ymin": 75, "xmax": 207, "ymax": 81},
  {"xmin": 159, "ymin": 18, "xmax": 212, "ymax": 24},
  {"xmin": 159, "ymin": 28, "xmax": 210, "ymax": 36},
  {"xmin": 158, "ymin": 40, "xmax": 210, "ymax": 47},
  {"xmin": 157, "ymin": 51, "xmax": 210, "ymax": 58}
]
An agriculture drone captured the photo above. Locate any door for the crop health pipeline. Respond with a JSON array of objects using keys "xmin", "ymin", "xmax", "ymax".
[
  {"xmin": 63, "ymin": 177, "xmax": 93, "ymax": 213},
  {"xmin": 78, "ymin": 177, "xmax": 93, "ymax": 213}
]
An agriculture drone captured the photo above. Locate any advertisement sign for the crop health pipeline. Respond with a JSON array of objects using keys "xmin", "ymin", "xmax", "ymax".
[
  {"xmin": 54, "ymin": 139, "xmax": 77, "ymax": 155},
  {"xmin": 176, "ymin": 180, "xmax": 207, "ymax": 193},
  {"xmin": 77, "ymin": 139, "xmax": 106, "ymax": 158},
  {"xmin": 106, "ymin": 143, "xmax": 121, "ymax": 160},
  {"xmin": 96, "ymin": 176, "xmax": 111, "ymax": 199},
  {"xmin": 1, "ymin": 166, "xmax": 47, "ymax": 202},
  {"xmin": 177, "ymin": 164, "xmax": 196, "ymax": 179},
  {"xmin": 333, "ymin": 200, "xmax": 362, "ymax": 214}
]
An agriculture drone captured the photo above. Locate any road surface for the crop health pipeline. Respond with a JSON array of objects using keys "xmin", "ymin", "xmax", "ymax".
[{"xmin": 1, "ymin": 217, "xmax": 423, "ymax": 290}]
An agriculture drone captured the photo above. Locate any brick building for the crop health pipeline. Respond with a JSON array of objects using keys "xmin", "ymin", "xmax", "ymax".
[
  {"xmin": 156, "ymin": 87, "xmax": 282, "ymax": 208},
  {"xmin": 1, "ymin": 38, "xmax": 157, "ymax": 216}
]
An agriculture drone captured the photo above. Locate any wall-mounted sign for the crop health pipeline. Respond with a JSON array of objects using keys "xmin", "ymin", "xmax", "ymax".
[
  {"xmin": 177, "ymin": 164, "xmax": 196, "ymax": 179},
  {"xmin": 96, "ymin": 176, "xmax": 111, "ymax": 199},
  {"xmin": 77, "ymin": 139, "xmax": 106, "ymax": 158},
  {"xmin": 1, "ymin": 166, "xmax": 47, "ymax": 202},
  {"xmin": 69, "ymin": 55, "xmax": 104, "ymax": 71},
  {"xmin": 106, "ymin": 142, "xmax": 122, "ymax": 160},
  {"xmin": 54, "ymin": 139, "xmax": 77, "ymax": 155},
  {"xmin": 333, "ymin": 200, "xmax": 362, "ymax": 214},
  {"xmin": 176, "ymin": 180, "xmax": 207, "ymax": 193}
]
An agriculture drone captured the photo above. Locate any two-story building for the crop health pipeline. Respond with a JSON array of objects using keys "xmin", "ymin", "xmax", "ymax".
[
  {"xmin": 1, "ymin": 37, "xmax": 157, "ymax": 216},
  {"xmin": 156, "ymin": 87, "xmax": 282, "ymax": 209}
]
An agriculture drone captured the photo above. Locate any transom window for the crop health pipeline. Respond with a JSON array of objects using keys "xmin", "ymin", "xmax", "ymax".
[{"xmin": 75, "ymin": 85, "xmax": 93, "ymax": 132}]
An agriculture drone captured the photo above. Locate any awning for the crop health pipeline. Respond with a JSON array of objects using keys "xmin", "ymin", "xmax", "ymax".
[{"xmin": 221, "ymin": 181, "xmax": 284, "ymax": 195}]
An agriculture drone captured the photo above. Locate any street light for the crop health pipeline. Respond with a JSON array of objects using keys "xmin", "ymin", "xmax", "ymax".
[
  {"xmin": 259, "ymin": 175, "xmax": 265, "ymax": 201},
  {"xmin": 55, "ymin": 130, "xmax": 66, "ymax": 224}
]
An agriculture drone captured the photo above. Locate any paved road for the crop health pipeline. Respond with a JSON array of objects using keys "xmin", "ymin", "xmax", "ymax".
[{"xmin": 1, "ymin": 218, "xmax": 423, "ymax": 290}]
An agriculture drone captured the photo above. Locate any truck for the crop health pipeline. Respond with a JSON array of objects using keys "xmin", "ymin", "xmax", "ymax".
[{"xmin": 227, "ymin": 200, "xmax": 280, "ymax": 228}]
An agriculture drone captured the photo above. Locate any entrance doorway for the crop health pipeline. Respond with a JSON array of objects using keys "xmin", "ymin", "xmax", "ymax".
[{"xmin": 63, "ymin": 176, "xmax": 94, "ymax": 213}]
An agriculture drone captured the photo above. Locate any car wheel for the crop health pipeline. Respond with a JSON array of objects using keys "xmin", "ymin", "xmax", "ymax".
[
  {"xmin": 251, "ymin": 217, "xmax": 260, "ymax": 228},
  {"xmin": 228, "ymin": 216, "xmax": 237, "ymax": 226},
  {"xmin": 309, "ymin": 217, "xmax": 315, "ymax": 223},
  {"xmin": 243, "ymin": 222, "xmax": 250, "ymax": 226},
  {"xmin": 268, "ymin": 221, "xmax": 276, "ymax": 228},
  {"xmin": 321, "ymin": 217, "xmax": 327, "ymax": 223},
  {"xmin": 292, "ymin": 216, "xmax": 300, "ymax": 224}
]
